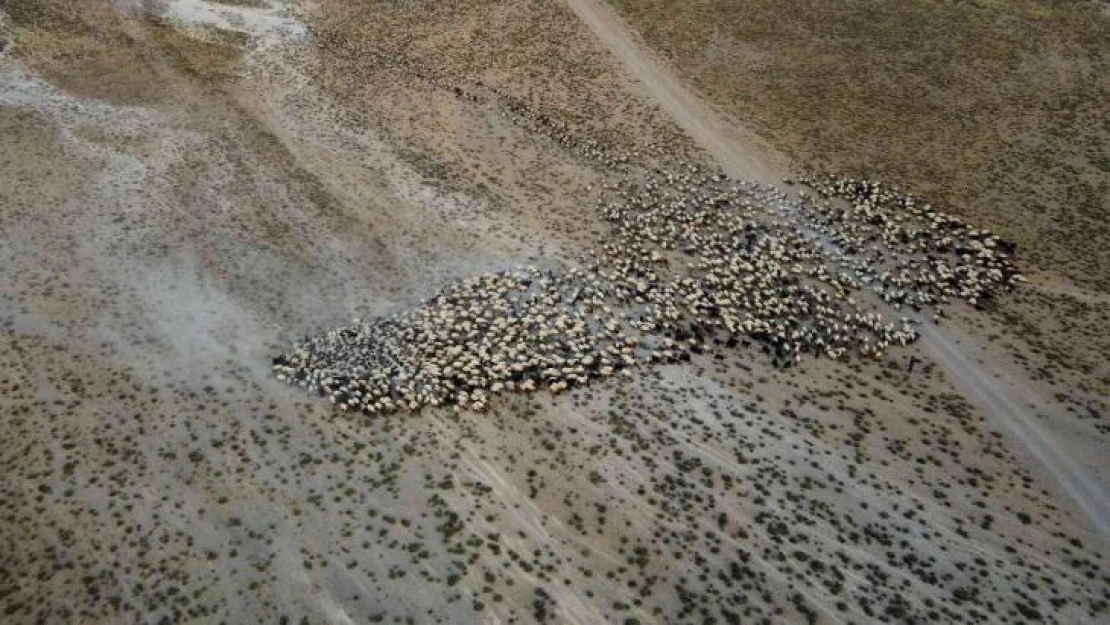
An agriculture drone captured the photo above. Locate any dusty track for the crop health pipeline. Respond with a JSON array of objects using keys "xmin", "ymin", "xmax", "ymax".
[
  {"xmin": 564, "ymin": 0, "xmax": 780, "ymax": 184},
  {"xmin": 567, "ymin": 0, "xmax": 1110, "ymax": 537},
  {"xmin": 919, "ymin": 325, "xmax": 1110, "ymax": 536}
]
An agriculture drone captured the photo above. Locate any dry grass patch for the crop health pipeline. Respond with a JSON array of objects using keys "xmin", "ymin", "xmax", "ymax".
[
  {"xmin": 311, "ymin": 0, "xmax": 694, "ymax": 154},
  {"xmin": 5, "ymin": 0, "xmax": 245, "ymax": 104},
  {"xmin": 303, "ymin": 0, "xmax": 703, "ymax": 254},
  {"xmin": 610, "ymin": 0, "xmax": 1109, "ymax": 290}
]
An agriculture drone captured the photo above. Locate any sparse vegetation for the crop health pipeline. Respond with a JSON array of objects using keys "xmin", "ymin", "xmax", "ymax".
[
  {"xmin": 0, "ymin": 0, "xmax": 1105, "ymax": 624},
  {"xmin": 4, "ymin": 0, "xmax": 244, "ymax": 103},
  {"xmin": 610, "ymin": 0, "xmax": 1109, "ymax": 289}
]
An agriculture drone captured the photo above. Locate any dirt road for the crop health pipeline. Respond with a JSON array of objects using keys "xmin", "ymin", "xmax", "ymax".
[
  {"xmin": 566, "ymin": 0, "xmax": 1110, "ymax": 537},
  {"xmin": 919, "ymin": 325, "xmax": 1110, "ymax": 535},
  {"xmin": 564, "ymin": 0, "xmax": 781, "ymax": 184}
]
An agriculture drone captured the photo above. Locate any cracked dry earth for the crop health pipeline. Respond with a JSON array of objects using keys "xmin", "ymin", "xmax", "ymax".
[{"xmin": 1, "ymin": 1, "xmax": 1107, "ymax": 624}]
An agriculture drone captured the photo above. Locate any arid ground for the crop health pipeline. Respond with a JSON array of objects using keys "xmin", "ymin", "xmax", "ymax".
[{"xmin": 1, "ymin": 1, "xmax": 1107, "ymax": 623}]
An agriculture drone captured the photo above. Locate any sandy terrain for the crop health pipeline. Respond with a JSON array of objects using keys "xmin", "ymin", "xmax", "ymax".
[{"xmin": 1, "ymin": 0, "xmax": 1107, "ymax": 623}]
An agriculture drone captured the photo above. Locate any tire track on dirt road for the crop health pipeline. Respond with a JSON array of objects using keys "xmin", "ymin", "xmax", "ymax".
[{"xmin": 566, "ymin": 0, "xmax": 1110, "ymax": 538}]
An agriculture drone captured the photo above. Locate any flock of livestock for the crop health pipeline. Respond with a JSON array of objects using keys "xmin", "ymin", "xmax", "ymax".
[{"xmin": 273, "ymin": 157, "xmax": 1022, "ymax": 414}]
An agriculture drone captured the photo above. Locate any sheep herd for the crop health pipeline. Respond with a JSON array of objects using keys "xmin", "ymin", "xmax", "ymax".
[{"xmin": 273, "ymin": 163, "xmax": 1022, "ymax": 415}]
